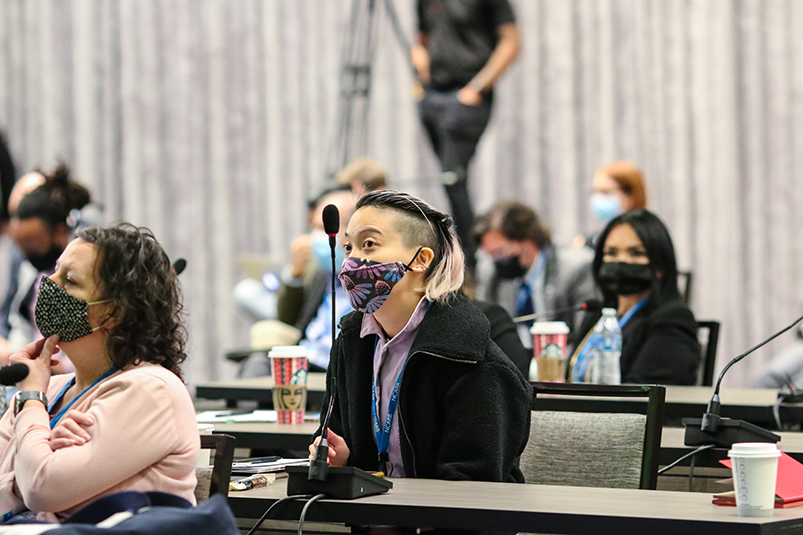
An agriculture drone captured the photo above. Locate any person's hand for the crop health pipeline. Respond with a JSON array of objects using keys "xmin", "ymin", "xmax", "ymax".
[
  {"xmin": 412, "ymin": 81, "xmax": 425, "ymax": 101},
  {"xmin": 308, "ymin": 428, "xmax": 350, "ymax": 467},
  {"xmin": 9, "ymin": 335, "xmax": 60, "ymax": 393},
  {"xmin": 457, "ymin": 86, "xmax": 483, "ymax": 106},
  {"xmin": 411, "ymin": 44, "xmax": 430, "ymax": 86},
  {"xmin": 289, "ymin": 234, "xmax": 313, "ymax": 278},
  {"xmin": 49, "ymin": 410, "xmax": 94, "ymax": 450}
]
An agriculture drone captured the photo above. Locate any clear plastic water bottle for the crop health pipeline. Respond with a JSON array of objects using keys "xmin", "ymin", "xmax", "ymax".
[{"xmin": 590, "ymin": 308, "xmax": 622, "ymax": 385}]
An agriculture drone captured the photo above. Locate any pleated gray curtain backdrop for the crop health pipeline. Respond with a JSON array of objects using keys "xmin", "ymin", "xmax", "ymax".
[{"xmin": 1, "ymin": 0, "xmax": 801, "ymax": 387}]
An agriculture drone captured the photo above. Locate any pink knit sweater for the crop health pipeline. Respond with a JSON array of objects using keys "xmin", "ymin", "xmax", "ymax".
[{"xmin": 0, "ymin": 362, "xmax": 199, "ymax": 520}]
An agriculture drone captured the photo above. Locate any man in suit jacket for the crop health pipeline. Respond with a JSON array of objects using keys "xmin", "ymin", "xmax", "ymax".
[{"xmin": 474, "ymin": 201, "xmax": 598, "ymax": 349}]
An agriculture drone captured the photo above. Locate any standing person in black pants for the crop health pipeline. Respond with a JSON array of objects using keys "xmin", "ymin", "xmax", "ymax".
[{"xmin": 413, "ymin": 0, "xmax": 521, "ymax": 271}]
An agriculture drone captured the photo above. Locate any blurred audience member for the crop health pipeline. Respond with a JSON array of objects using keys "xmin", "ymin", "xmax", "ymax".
[
  {"xmin": 576, "ymin": 161, "xmax": 648, "ymax": 249},
  {"xmin": 413, "ymin": 0, "xmax": 521, "ymax": 271},
  {"xmin": 570, "ymin": 210, "xmax": 700, "ymax": 385},
  {"xmin": 0, "ymin": 132, "xmax": 16, "ymax": 228},
  {"xmin": 336, "ymin": 158, "xmax": 388, "ymax": 196},
  {"xmin": 753, "ymin": 322, "xmax": 803, "ymax": 389},
  {"xmin": 236, "ymin": 189, "xmax": 356, "ymax": 375},
  {"xmin": 474, "ymin": 201, "xmax": 597, "ymax": 349},
  {"xmin": 0, "ymin": 164, "xmax": 94, "ymax": 363}
]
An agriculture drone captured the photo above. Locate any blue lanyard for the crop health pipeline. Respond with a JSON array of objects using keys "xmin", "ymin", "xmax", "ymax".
[
  {"xmin": 49, "ymin": 366, "xmax": 118, "ymax": 429},
  {"xmin": 618, "ymin": 297, "xmax": 649, "ymax": 328},
  {"xmin": 370, "ymin": 339, "xmax": 410, "ymax": 468}
]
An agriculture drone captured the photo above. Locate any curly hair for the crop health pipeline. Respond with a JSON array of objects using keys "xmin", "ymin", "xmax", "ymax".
[{"xmin": 77, "ymin": 223, "xmax": 188, "ymax": 379}]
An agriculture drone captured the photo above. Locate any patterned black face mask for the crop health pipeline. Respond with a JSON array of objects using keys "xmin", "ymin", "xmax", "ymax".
[{"xmin": 34, "ymin": 277, "xmax": 111, "ymax": 342}]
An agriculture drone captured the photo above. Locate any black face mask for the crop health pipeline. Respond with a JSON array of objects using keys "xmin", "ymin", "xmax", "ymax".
[
  {"xmin": 494, "ymin": 255, "xmax": 527, "ymax": 280},
  {"xmin": 598, "ymin": 262, "xmax": 654, "ymax": 296},
  {"xmin": 26, "ymin": 244, "xmax": 63, "ymax": 272}
]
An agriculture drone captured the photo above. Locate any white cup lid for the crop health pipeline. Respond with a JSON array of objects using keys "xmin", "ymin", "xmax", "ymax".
[
  {"xmin": 530, "ymin": 321, "xmax": 570, "ymax": 335},
  {"xmin": 728, "ymin": 442, "xmax": 780, "ymax": 457},
  {"xmin": 268, "ymin": 345, "xmax": 308, "ymax": 358}
]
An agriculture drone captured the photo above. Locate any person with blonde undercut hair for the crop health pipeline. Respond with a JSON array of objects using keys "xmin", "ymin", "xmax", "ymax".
[{"xmin": 309, "ymin": 190, "xmax": 531, "ymax": 483}]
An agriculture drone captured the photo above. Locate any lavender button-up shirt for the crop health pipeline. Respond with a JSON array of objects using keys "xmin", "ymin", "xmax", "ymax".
[{"xmin": 359, "ymin": 297, "xmax": 429, "ymax": 477}]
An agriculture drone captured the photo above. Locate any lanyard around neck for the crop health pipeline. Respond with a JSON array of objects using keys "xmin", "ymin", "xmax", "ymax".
[
  {"xmin": 618, "ymin": 297, "xmax": 649, "ymax": 328},
  {"xmin": 371, "ymin": 337, "xmax": 410, "ymax": 467},
  {"xmin": 49, "ymin": 366, "xmax": 118, "ymax": 429}
]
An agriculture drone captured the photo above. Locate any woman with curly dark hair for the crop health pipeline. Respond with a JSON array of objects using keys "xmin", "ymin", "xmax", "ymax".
[{"xmin": 0, "ymin": 223, "xmax": 198, "ymax": 522}]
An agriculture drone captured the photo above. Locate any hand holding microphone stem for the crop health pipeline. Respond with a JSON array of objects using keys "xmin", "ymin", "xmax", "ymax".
[{"xmin": 308, "ymin": 428, "xmax": 350, "ymax": 467}]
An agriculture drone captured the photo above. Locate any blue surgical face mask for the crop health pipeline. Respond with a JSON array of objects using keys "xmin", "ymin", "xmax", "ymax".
[
  {"xmin": 590, "ymin": 193, "xmax": 623, "ymax": 222},
  {"xmin": 311, "ymin": 230, "xmax": 346, "ymax": 273}
]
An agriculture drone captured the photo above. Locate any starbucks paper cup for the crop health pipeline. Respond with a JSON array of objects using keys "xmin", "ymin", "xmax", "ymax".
[
  {"xmin": 268, "ymin": 346, "xmax": 309, "ymax": 424},
  {"xmin": 530, "ymin": 321, "xmax": 570, "ymax": 382},
  {"xmin": 728, "ymin": 442, "xmax": 781, "ymax": 517}
]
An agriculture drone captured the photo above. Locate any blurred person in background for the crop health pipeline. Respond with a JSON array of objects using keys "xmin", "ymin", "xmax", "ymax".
[
  {"xmin": 235, "ymin": 188, "xmax": 356, "ymax": 375},
  {"xmin": 335, "ymin": 157, "xmax": 388, "ymax": 197},
  {"xmin": 753, "ymin": 321, "xmax": 803, "ymax": 389},
  {"xmin": 570, "ymin": 210, "xmax": 700, "ymax": 385},
  {"xmin": 474, "ymin": 201, "xmax": 597, "ymax": 350},
  {"xmin": 575, "ymin": 161, "xmax": 648, "ymax": 249},
  {"xmin": 0, "ymin": 164, "xmax": 95, "ymax": 363},
  {"xmin": 0, "ymin": 132, "xmax": 16, "ymax": 230},
  {"xmin": 413, "ymin": 0, "xmax": 521, "ymax": 271}
]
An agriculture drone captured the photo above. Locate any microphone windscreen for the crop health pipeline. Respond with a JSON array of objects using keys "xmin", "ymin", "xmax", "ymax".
[
  {"xmin": 583, "ymin": 299, "xmax": 604, "ymax": 312},
  {"xmin": 322, "ymin": 204, "xmax": 340, "ymax": 236},
  {"xmin": 172, "ymin": 258, "xmax": 187, "ymax": 276},
  {"xmin": 0, "ymin": 363, "xmax": 29, "ymax": 386}
]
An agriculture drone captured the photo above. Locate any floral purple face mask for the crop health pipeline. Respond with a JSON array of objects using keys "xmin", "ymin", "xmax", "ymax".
[{"xmin": 338, "ymin": 248, "xmax": 423, "ymax": 314}]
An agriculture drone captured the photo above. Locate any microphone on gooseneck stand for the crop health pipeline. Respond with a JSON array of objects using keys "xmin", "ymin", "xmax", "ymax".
[
  {"xmin": 683, "ymin": 313, "xmax": 803, "ymax": 448},
  {"xmin": 287, "ymin": 204, "xmax": 392, "ymax": 498},
  {"xmin": 513, "ymin": 300, "xmax": 604, "ymax": 324},
  {"xmin": 308, "ymin": 204, "xmax": 341, "ymax": 482}
]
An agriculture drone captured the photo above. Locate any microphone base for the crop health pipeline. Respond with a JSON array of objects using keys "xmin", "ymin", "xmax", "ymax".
[
  {"xmin": 682, "ymin": 417, "xmax": 780, "ymax": 448},
  {"xmin": 286, "ymin": 465, "xmax": 393, "ymax": 500}
]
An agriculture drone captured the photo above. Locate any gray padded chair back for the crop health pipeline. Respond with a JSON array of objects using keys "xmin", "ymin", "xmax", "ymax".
[{"xmin": 521, "ymin": 411, "xmax": 647, "ymax": 489}]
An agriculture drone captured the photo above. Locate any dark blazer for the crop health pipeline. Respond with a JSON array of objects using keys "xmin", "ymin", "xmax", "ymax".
[
  {"xmin": 472, "ymin": 300, "xmax": 531, "ymax": 378},
  {"xmin": 575, "ymin": 299, "xmax": 701, "ymax": 385},
  {"xmin": 319, "ymin": 293, "xmax": 532, "ymax": 483}
]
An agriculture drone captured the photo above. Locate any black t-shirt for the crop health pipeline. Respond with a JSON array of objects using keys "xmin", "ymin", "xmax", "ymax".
[{"xmin": 417, "ymin": 0, "xmax": 516, "ymax": 90}]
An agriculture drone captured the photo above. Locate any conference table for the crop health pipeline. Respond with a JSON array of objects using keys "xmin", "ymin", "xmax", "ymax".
[
  {"xmin": 195, "ymin": 373, "xmax": 327, "ymax": 408},
  {"xmin": 534, "ymin": 385, "xmax": 803, "ymax": 427},
  {"xmin": 212, "ymin": 423, "xmax": 803, "ymax": 466},
  {"xmin": 228, "ymin": 477, "xmax": 803, "ymax": 534},
  {"xmin": 196, "ymin": 377, "xmax": 803, "ymax": 428},
  {"xmin": 660, "ymin": 426, "xmax": 803, "ymax": 466}
]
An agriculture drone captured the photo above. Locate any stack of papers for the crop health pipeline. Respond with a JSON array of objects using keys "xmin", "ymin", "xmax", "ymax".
[
  {"xmin": 195, "ymin": 410, "xmax": 321, "ymax": 424},
  {"xmin": 231, "ymin": 457, "xmax": 309, "ymax": 475},
  {"xmin": 196, "ymin": 410, "xmax": 278, "ymax": 423}
]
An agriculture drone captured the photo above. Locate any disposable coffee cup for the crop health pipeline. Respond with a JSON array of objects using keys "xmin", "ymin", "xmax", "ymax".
[
  {"xmin": 197, "ymin": 424, "xmax": 215, "ymax": 468},
  {"xmin": 268, "ymin": 346, "xmax": 309, "ymax": 424},
  {"xmin": 728, "ymin": 442, "xmax": 781, "ymax": 517},
  {"xmin": 530, "ymin": 321, "xmax": 570, "ymax": 382}
]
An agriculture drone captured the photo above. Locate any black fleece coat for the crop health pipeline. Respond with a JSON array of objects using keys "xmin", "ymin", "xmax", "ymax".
[
  {"xmin": 575, "ymin": 298, "xmax": 701, "ymax": 385},
  {"xmin": 318, "ymin": 293, "xmax": 532, "ymax": 483}
]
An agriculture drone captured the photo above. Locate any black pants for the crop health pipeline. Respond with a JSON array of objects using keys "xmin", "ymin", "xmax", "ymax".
[{"xmin": 418, "ymin": 88, "xmax": 494, "ymax": 271}]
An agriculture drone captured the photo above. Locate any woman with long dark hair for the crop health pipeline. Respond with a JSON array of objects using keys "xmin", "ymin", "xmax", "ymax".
[{"xmin": 570, "ymin": 210, "xmax": 700, "ymax": 385}]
